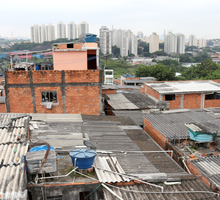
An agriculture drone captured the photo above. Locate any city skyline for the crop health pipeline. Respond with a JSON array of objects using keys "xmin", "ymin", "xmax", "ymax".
[{"xmin": 1, "ymin": 0, "xmax": 220, "ymax": 39}]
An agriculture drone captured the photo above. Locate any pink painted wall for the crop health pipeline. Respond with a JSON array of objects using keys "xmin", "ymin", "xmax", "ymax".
[
  {"xmin": 84, "ymin": 43, "xmax": 98, "ymax": 47},
  {"xmin": 53, "ymin": 51, "xmax": 88, "ymax": 70}
]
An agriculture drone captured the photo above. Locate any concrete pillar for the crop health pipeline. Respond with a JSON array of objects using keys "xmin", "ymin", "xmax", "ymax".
[
  {"xmin": 160, "ymin": 94, "xmax": 163, "ymax": 101},
  {"xmin": 201, "ymin": 93, "xmax": 204, "ymax": 109},
  {"xmin": 180, "ymin": 94, "xmax": 184, "ymax": 109}
]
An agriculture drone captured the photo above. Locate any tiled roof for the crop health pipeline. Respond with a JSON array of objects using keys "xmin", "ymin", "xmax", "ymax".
[
  {"xmin": 0, "ymin": 114, "xmax": 29, "ymax": 200},
  {"xmin": 143, "ymin": 110, "xmax": 220, "ymax": 140}
]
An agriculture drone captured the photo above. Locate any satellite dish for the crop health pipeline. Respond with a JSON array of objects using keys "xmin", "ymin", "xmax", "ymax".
[
  {"xmin": 12, "ymin": 55, "xmax": 21, "ymax": 63},
  {"xmin": 83, "ymin": 140, "xmax": 97, "ymax": 150},
  {"xmin": 79, "ymin": 33, "xmax": 86, "ymax": 42}
]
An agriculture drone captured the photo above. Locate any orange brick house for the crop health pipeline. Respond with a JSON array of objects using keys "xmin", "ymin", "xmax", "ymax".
[
  {"xmin": 144, "ymin": 81, "xmax": 220, "ymax": 109},
  {"xmin": 4, "ymin": 42, "xmax": 102, "ymax": 115}
]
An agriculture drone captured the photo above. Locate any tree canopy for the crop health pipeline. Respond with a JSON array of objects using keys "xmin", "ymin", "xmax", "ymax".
[{"xmin": 135, "ymin": 63, "xmax": 176, "ymax": 81}]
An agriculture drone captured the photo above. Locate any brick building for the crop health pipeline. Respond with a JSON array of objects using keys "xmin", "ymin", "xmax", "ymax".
[
  {"xmin": 143, "ymin": 81, "xmax": 220, "ymax": 109},
  {"xmin": 4, "ymin": 42, "xmax": 102, "ymax": 115}
]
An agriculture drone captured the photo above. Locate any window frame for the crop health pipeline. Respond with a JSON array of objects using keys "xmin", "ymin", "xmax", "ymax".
[{"xmin": 41, "ymin": 91, "xmax": 57, "ymax": 103}]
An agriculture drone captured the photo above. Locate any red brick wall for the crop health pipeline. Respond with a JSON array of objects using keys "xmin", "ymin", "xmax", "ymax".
[
  {"xmin": 126, "ymin": 77, "xmax": 139, "ymax": 80},
  {"xmin": 65, "ymin": 86, "xmax": 100, "ymax": 115},
  {"xmin": 102, "ymin": 89, "xmax": 116, "ymax": 94},
  {"xmin": 204, "ymin": 99, "xmax": 220, "ymax": 108},
  {"xmin": 144, "ymin": 118, "xmax": 167, "ymax": 149},
  {"xmin": 7, "ymin": 71, "xmax": 30, "ymax": 84},
  {"xmin": 35, "ymin": 87, "xmax": 63, "ymax": 113},
  {"xmin": 8, "ymin": 87, "xmax": 34, "ymax": 113},
  {"xmin": 168, "ymin": 94, "xmax": 181, "ymax": 109},
  {"xmin": 0, "ymin": 104, "xmax": 6, "ymax": 113},
  {"xmin": 6, "ymin": 70, "xmax": 101, "ymax": 115},
  {"xmin": 146, "ymin": 86, "xmax": 160, "ymax": 100},
  {"xmin": 32, "ymin": 71, "xmax": 62, "ymax": 83},
  {"xmin": 65, "ymin": 70, "xmax": 99, "ymax": 83},
  {"xmin": 183, "ymin": 94, "xmax": 201, "ymax": 109}
]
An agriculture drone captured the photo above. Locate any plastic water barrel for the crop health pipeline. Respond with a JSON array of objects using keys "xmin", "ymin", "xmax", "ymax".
[
  {"xmin": 69, "ymin": 149, "xmax": 97, "ymax": 169},
  {"xmin": 84, "ymin": 34, "xmax": 97, "ymax": 42}
]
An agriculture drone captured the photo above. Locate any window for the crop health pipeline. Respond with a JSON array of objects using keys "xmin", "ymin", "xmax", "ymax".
[
  {"xmin": 47, "ymin": 196, "xmax": 62, "ymax": 200},
  {"xmin": 165, "ymin": 94, "xmax": 175, "ymax": 101},
  {"xmin": 205, "ymin": 92, "xmax": 220, "ymax": 100},
  {"xmin": 42, "ymin": 91, "xmax": 57, "ymax": 102},
  {"xmin": 67, "ymin": 43, "xmax": 73, "ymax": 48}
]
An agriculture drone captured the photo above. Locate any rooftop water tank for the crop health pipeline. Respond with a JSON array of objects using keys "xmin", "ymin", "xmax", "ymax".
[
  {"xmin": 84, "ymin": 34, "xmax": 97, "ymax": 43},
  {"xmin": 69, "ymin": 149, "xmax": 97, "ymax": 169}
]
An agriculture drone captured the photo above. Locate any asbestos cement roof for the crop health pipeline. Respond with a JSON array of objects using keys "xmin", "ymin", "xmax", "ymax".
[
  {"xmin": 113, "ymin": 110, "xmax": 144, "ymax": 126},
  {"xmin": 103, "ymin": 179, "xmax": 217, "ymax": 200},
  {"xmin": 0, "ymin": 114, "xmax": 29, "ymax": 200},
  {"xmin": 143, "ymin": 110, "xmax": 220, "ymax": 140},
  {"xmin": 146, "ymin": 80, "xmax": 220, "ymax": 94},
  {"xmin": 106, "ymin": 94, "xmax": 139, "ymax": 110},
  {"xmin": 106, "ymin": 93, "xmax": 156, "ymax": 110},
  {"xmin": 190, "ymin": 156, "xmax": 220, "ymax": 190}
]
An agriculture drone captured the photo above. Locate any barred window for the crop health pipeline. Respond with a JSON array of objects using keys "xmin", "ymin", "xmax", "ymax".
[{"xmin": 42, "ymin": 91, "xmax": 57, "ymax": 102}]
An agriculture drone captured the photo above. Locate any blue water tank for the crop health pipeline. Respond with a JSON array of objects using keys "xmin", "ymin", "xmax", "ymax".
[
  {"xmin": 69, "ymin": 149, "xmax": 97, "ymax": 169},
  {"xmin": 84, "ymin": 34, "xmax": 97, "ymax": 42},
  {"xmin": 35, "ymin": 65, "xmax": 39, "ymax": 70}
]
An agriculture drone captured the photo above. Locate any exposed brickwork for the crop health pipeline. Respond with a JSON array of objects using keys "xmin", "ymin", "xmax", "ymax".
[
  {"xmin": 35, "ymin": 87, "xmax": 63, "ymax": 113},
  {"xmin": 65, "ymin": 86, "xmax": 100, "ymax": 115},
  {"xmin": 183, "ymin": 94, "xmax": 201, "ymax": 109},
  {"xmin": 168, "ymin": 94, "xmax": 181, "ymax": 109},
  {"xmin": 8, "ymin": 87, "xmax": 33, "ymax": 113},
  {"xmin": 126, "ymin": 77, "xmax": 139, "ymax": 80},
  {"xmin": 144, "ymin": 118, "xmax": 167, "ymax": 149},
  {"xmin": 102, "ymin": 89, "xmax": 116, "ymax": 94},
  {"xmin": 146, "ymin": 86, "xmax": 160, "ymax": 100},
  {"xmin": 204, "ymin": 99, "xmax": 220, "ymax": 108},
  {"xmin": 7, "ymin": 71, "xmax": 30, "ymax": 84},
  {"xmin": 57, "ymin": 44, "xmax": 67, "ymax": 49},
  {"xmin": 65, "ymin": 70, "xmax": 99, "ymax": 83},
  {"xmin": 0, "ymin": 104, "xmax": 6, "ymax": 113},
  {"xmin": 32, "ymin": 71, "xmax": 62, "ymax": 83},
  {"xmin": 6, "ymin": 70, "xmax": 101, "ymax": 115}
]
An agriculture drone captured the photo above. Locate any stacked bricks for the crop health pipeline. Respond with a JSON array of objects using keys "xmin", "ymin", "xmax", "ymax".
[
  {"xmin": 32, "ymin": 71, "xmax": 62, "ymax": 83},
  {"xmin": 65, "ymin": 70, "xmax": 99, "ymax": 83},
  {"xmin": 204, "ymin": 99, "xmax": 220, "ymax": 108}
]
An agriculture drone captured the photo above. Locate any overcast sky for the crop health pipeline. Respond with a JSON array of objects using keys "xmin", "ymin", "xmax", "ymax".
[{"xmin": 0, "ymin": 0, "xmax": 219, "ymax": 39}]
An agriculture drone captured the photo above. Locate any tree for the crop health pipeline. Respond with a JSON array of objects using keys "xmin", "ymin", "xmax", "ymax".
[
  {"xmin": 143, "ymin": 52, "xmax": 151, "ymax": 57},
  {"xmin": 128, "ymin": 53, "xmax": 135, "ymax": 57},
  {"xmin": 135, "ymin": 64, "xmax": 176, "ymax": 81},
  {"xmin": 112, "ymin": 45, "xmax": 120, "ymax": 56}
]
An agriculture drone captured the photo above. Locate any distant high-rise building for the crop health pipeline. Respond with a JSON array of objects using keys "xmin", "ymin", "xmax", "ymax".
[
  {"xmin": 38, "ymin": 24, "xmax": 46, "ymax": 43},
  {"xmin": 176, "ymin": 33, "xmax": 185, "ymax": 54},
  {"xmin": 100, "ymin": 26, "xmax": 112, "ymax": 55},
  {"xmin": 78, "ymin": 21, "xmax": 89, "ymax": 38},
  {"xmin": 199, "ymin": 38, "xmax": 206, "ymax": 48},
  {"xmin": 67, "ymin": 21, "xmax": 77, "ymax": 40},
  {"xmin": 57, "ymin": 22, "xmax": 66, "ymax": 39},
  {"xmin": 30, "ymin": 24, "xmax": 39, "ymax": 43},
  {"xmin": 46, "ymin": 23, "xmax": 55, "ymax": 41},
  {"xmin": 149, "ymin": 32, "xmax": 159, "ymax": 53},
  {"xmin": 137, "ymin": 31, "xmax": 144, "ymax": 39},
  {"xmin": 189, "ymin": 34, "xmax": 197, "ymax": 46},
  {"xmin": 164, "ymin": 32, "xmax": 177, "ymax": 54},
  {"xmin": 111, "ymin": 29, "xmax": 137, "ymax": 57}
]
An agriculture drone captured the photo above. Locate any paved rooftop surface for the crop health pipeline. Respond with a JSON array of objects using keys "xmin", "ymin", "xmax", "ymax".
[{"xmin": 146, "ymin": 80, "xmax": 220, "ymax": 94}]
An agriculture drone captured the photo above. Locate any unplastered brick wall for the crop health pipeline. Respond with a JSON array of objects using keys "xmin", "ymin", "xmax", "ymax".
[
  {"xmin": 6, "ymin": 70, "xmax": 101, "ymax": 115},
  {"xmin": 204, "ymin": 99, "xmax": 220, "ymax": 108},
  {"xmin": 0, "ymin": 104, "xmax": 6, "ymax": 113},
  {"xmin": 144, "ymin": 118, "xmax": 167, "ymax": 149},
  {"xmin": 65, "ymin": 70, "xmax": 99, "ymax": 83},
  {"xmin": 102, "ymin": 89, "xmax": 116, "ymax": 95},
  {"xmin": 183, "ymin": 94, "xmax": 201, "ymax": 109},
  {"xmin": 166, "ymin": 94, "xmax": 181, "ymax": 109},
  {"xmin": 146, "ymin": 86, "xmax": 160, "ymax": 100}
]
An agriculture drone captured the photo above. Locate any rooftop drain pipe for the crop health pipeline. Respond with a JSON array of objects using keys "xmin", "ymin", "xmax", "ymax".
[
  {"xmin": 93, "ymin": 165, "xmax": 164, "ymax": 192},
  {"xmin": 180, "ymin": 157, "xmax": 191, "ymax": 174}
]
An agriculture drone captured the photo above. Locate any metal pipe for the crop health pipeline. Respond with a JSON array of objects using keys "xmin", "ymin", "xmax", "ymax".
[
  {"xmin": 97, "ymin": 150, "xmax": 173, "ymax": 158},
  {"xmin": 36, "ymin": 167, "xmax": 78, "ymax": 182},
  {"xmin": 181, "ymin": 158, "xmax": 191, "ymax": 174},
  {"xmin": 102, "ymin": 183, "xmax": 123, "ymax": 200},
  {"xmin": 93, "ymin": 165, "xmax": 164, "ymax": 192}
]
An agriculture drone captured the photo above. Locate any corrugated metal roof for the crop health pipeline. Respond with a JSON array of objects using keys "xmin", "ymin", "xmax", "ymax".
[
  {"xmin": 103, "ymin": 179, "xmax": 217, "ymax": 200},
  {"xmin": 94, "ymin": 156, "xmax": 130, "ymax": 183},
  {"xmin": 144, "ymin": 110, "xmax": 220, "ymax": 140},
  {"xmin": 191, "ymin": 156, "xmax": 220, "ymax": 189},
  {"xmin": 106, "ymin": 94, "xmax": 139, "ymax": 110},
  {"xmin": 0, "ymin": 114, "xmax": 29, "ymax": 200}
]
